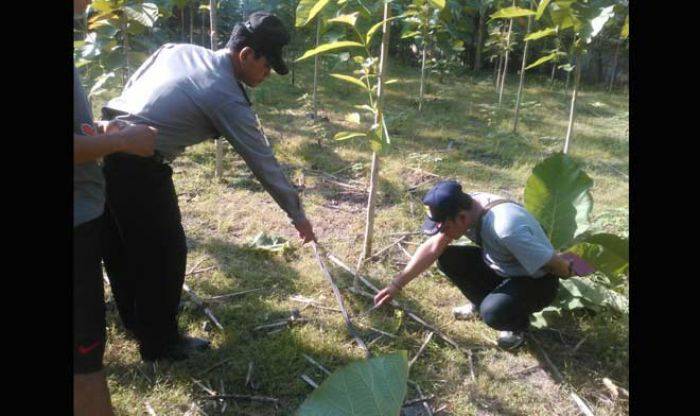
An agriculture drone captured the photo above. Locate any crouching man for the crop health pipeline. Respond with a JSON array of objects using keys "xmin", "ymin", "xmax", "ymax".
[{"xmin": 374, "ymin": 180, "xmax": 577, "ymax": 349}]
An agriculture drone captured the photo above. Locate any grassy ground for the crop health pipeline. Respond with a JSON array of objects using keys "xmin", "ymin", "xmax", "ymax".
[{"xmin": 95, "ymin": 60, "xmax": 628, "ymax": 415}]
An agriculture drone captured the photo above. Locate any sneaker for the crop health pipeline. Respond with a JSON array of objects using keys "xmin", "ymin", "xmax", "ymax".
[
  {"xmin": 453, "ymin": 303, "xmax": 480, "ymax": 320},
  {"xmin": 497, "ymin": 331, "xmax": 525, "ymax": 350}
]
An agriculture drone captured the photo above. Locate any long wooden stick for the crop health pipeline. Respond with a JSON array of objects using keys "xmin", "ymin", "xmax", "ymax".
[
  {"xmin": 364, "ymin": 235, "xmax": 407, "ymax": 263},
  {"xmin": 527, "ymin": 334, "xmax": 595, "ymax": 416},
  {"xmin": 302, "ymin": 353, "xmax": 332, "ymax": 376},
  {"xmin": 182, "ymin": 283, "xmax": 224, "ymax": 331},
  {"xmin": 311, "ymin": 243, "xmax": 371, "ymax": 358},
  {"xmin": 196, "ymin": 394, "xmax": 279, "ymax": 404},
  {"xmin": 409, "ymin": 331, "xmax": 434, "ymax": 368}
]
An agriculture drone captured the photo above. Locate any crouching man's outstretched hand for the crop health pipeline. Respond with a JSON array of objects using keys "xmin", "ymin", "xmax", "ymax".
[{"xmin": 374, "ymin": 282, "xmax": 401, "ymax": 307}]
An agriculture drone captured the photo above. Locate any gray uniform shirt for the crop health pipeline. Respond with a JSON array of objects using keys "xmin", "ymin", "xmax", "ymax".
[
  {"xmin": 464, "ymin": 192, "xmax": 554, "ymax": 278},
  {"xmin": 104, "ymin": 44, "xmax": 305, "ymax": 223},
  {"xmin": 74, "ymin": 65, "xmax": 105, "ymax": 227}
]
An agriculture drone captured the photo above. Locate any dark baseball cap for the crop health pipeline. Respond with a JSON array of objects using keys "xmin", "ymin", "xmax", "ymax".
[
  {"xmin": 231, "ymin": 12, "xmax": 290, "ymax": 75},
  {"xmin": 421, "ymin": 180, "xmax": 472, "ymax": 235}
]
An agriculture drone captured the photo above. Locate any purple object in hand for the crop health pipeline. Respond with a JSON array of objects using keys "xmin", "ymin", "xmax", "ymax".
[{"xmin": 560, "ymin": 252, "xmax": 596, "ymax": 276}]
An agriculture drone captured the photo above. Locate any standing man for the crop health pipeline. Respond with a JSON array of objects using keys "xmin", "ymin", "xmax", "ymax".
[
  {"xmin": 374, "ymin": 180, "xmax": 581, "ymax": 349},
  {"xmin": 74, "ymin": 1, "xmax": 157, "ymax": 414},
  {"xmin": 100, "ymin": 12, "xmax": 316, "ymax": 363}
]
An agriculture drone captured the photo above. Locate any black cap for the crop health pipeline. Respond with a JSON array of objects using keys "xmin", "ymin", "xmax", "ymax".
[
  {"xmin": 421, "ymin": 180, "xmax": 471, "ymax": 235},
  {"xmin": 231, "ymin": 12, "xmax": 290, "ymax": 75}
]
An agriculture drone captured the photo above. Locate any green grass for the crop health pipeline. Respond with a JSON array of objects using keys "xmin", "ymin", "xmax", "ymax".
[{"xmin": 95, "ymin": 60, "xmax": 628, "ymax": 415}]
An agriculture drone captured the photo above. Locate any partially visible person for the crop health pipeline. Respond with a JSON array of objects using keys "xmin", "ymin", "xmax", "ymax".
[
  {"xmin": 98, "ymin": 11, "xmax": 316, "ymax": 363},
  {"xmin": 74, "ymin": 2, "xmax": 157, "ymax": 415},
  {"xmin": 374, "ymin": 180, "xmax": 580, "ymax": 349}
]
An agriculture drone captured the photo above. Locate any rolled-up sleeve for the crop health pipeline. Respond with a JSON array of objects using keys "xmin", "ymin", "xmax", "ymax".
[{"xmin": 208, "ymin": 99, "xmax": 306, "ymax": 223}]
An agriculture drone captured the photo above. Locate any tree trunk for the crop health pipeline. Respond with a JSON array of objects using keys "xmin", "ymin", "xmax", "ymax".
[
  {"xmin": 513, "ymin": 1, "xmax": 533, "ymax": 133},
  {"xmin": 359, "ymin": 0, "xmax": 391, "ymax": 269},
  {"xmin": 608, "ymin": 39, "xmax": 620, "ymax": 93},
  {"xmin": 189, "ymin": 4, "xmax": 194, "ymax": 44},
  {"xmin": 201, "ymin": 8, "xmax": 206, "ymax": 46},
  {"xmin": 418, "ymin": 37, "xmax": 427, "ymax": 112},
  {"xmin": 498, "ymin": 10, "xmax": 514, "ymax": 107},
  {"xmin": 312, "ymin": 18, "xmax": 321, "ymax": 119},
  {"xmin": 474, "ymin": 9, "xmax": 485, "ymax": 72},
  {"xmin": 495, "ymin": 53, "xmax": 503, "ymax": 89},
  {"xmin": 550, "ymin": 61, "xmax": 556, "ymax": 86},
  {"xmin": 210, "ymin": 0, "xmax": 224, "ymax": 178},
  {"xmin": 564, "ymin": 52, "xmax": 581, "ymax": 154},
  {"xmin": 181, "ymin": 7, "xmax": 185, "ymax": 42},
  {"xmin": 122, "ymin": 12, "xmax": 130, "ymax": 85}
]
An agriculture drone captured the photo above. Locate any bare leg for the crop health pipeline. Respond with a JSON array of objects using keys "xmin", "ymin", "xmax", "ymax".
[{"xmin": 74, "ymin": 370, "xmax": 115, "ymax": 416}]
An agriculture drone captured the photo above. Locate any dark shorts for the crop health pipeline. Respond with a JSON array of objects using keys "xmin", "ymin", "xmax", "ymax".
[{"xmin": 73, "ymin": 216, "xmax": 106, "ymax": 374}]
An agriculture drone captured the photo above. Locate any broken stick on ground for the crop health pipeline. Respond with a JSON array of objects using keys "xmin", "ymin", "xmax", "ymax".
[
  {"xmin": 310, "ymin": 242, "xmax": 371, "ymax": 358},
  {"xmin": 182, "ymin": 283, "xmax": 224, "ymax": 331}
]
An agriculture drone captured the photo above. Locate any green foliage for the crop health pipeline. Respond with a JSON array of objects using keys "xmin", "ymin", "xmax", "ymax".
[
  {"xmin": 489, "ymin": 6, "xmax": 536, "ymax": 20},
  {"xmin": 295, "ymin": 41, "xmax": 366, "ymax": 62},
  {"xmin": 524, "ymin": 153, "xmax": 593, "ymax": 250},
  {"xmin": 524, "ymin": 27, "xmax": 557, "ymax": 41},
  {"xmin": 525, "ymin": 153, "xmax": 629, "ymax": 328},
  {"xmin": 248, "ymin": 232, "xmax": 292, "ymax": 254},
  {"xmin": 297, "ymin": 352, "xmax": 409, "ymax": 416},
  {"xmin": 296, "ymin": 0, "xmax": 333, "ymax": 28}
]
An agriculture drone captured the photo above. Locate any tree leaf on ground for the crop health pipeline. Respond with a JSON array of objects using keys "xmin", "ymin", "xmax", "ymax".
[{"xmin": 297, "ymin": 352, "xmax": 409, "ymax": 416}]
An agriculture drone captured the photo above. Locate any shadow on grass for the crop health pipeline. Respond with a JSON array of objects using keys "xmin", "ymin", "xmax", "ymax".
[{"xmin": 105, "ymin": 238, "xmax": 369, "ymax": 414}]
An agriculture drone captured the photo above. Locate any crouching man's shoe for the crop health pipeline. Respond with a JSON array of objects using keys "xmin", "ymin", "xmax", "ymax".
[
  {"xmin": 497, "ymin": 331, "xmax": 525, "ymax": 350},
  {"xmin": 452, "ymin": 303, "xmax": 480, "ymax": 320}
]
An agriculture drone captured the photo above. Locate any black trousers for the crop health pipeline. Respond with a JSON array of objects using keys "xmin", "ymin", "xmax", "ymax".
[
  {"xmin": 101, "ymin": 153, "xmax": 187, "ymax": 360},
  {"xmin": 74, "ymin": 216, "xmax": 106, "ymax": 374},
  {"xmin": 437, "ymin": 245, "xmax": 559, "ymax": 331}
]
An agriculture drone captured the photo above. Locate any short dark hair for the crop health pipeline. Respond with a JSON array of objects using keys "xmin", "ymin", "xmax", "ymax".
[
  {"xmin": 445, "ymin": 193, "xmax": 474, "ymax": 220},
  {"xmin": 226, "ymin": 22, "xmax": 264, "ymax": 59}
]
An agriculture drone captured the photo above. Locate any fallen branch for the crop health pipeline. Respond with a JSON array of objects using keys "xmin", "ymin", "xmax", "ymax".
[
  {"xmin": 397, "ymin": 243, "xmax": 413, "ymax": 259},
  {"xmin": 411, "ymin": 382, "xmax": 433, "ymax": 416},
  {"xmin": 206, "ymin": 288, "xmax": 262, "ymax": 301},
  {"xmin": 289, "ymin": 295, "xmax": 342, "ymax": 313},
  {"xmin": 183, "ymin": 283, "xmax": 224, "ymax": 331},
  {"xmin": 300, "ymin": 374, "xmax": 319, "ymax": 389},
  {"xmin": 409, "ymin": 331, "xmax": 434, "ymax": 368},
  {"xmin": 254, "ymin": 317, "xmax": 308, "ymax": 331},
  {"xmin": 527, "ymin": 334, "xmax": 595, "ymax": 416},
  {"xmin": 302, "ymin": 354, "xmax": 332, "ymax": 376},
  {"xmin": 187, "ymin": 265, "xmax": 216, "ymax": 276},
  {"xmin": 311, "ymin": 243, "xmax": 370, "ymax": 358},
  {"xmin": 196, "ymin": 394, "xmax": 279, "ymax": 405},
  {"xmin": 364, "ymin": 236, "xmax": 407, "ymax": 263},
  {"xmin": 186, "ymin": 257, "xmax": 210, "ymax": 275},
  {"xmin": 403, "ymin": 395, "xmax": 436, "ymax": 407},
  {"xmin": 198, "ymin": 358, "xmax": 236, "ymax": 377}
]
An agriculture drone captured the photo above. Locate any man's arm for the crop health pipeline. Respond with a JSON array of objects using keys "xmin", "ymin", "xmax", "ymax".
[
  {"xmin": 208, "ymin": 99, "xmax": 315, "ymax": 243},
  {"xmin": 374, "ymin": 232, "xmax": 453, "ymax": 306},
  {"xmin": 74, "ymin": 123, "xmax": 157, "ymax": 164},
  {"xmin": 543, "ymin": 252, "xmax": 574, "ymax": 278}
]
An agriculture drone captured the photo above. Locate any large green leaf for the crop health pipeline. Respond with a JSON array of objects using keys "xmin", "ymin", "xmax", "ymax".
[
  {"xmin": 297, "ymin": 352, "xmax": 409, "ymax": 416},
  {"xmin": 620, "ymin": 14, "xmax": 628, "ymax": 39},
  {"xmin": 427, "ymin": 0, "xmax": 446, "ymax": 10},
  {"xmin": 524, "ymin": 153, "xmax": 593, "ymax": 250},
  {"xmin": 525, "ymin": 27, "xmax": 557, "ymax": 41},
  {"xmin": 366, "ymin": 15, "xmax": 404, "ymax": 45},
  {"xmin": 560, "ymin": 277, "xmax": 628, "ymax": 314},
  {"xmin": 328, "ymin": 12, "xmax": 359, "ymax": 27},
  {"xmin": 330, "ymin": 73, "xmax": 369, "ymax": 90},
  {"xmin": 524, "ymin": 52, "xmax": 558, "ymax": 70},
  {"xmin": 490, "ymin": 7, "xmax": 536, "ymax": 20},
  {"xmin": 296, "ymin": 0, "xmax": 332, "ymax": 27},
  {"xmin": 295, "ymin": 41, "xmax": 365, "ymax": 62},
  {"xmin": 123, "ymin": 3, "xmax": 159, "ymax": 28},
  {"xmin": 536, "ymin": 0, "xmax": 552, "ymax": 20},
  {"xmin": 568, "ymin": 233, "xmax": 628, "ymax": 279},
  {"xmin": 90, "ymin": 0, "xmax": 117, "ymax": 13}
]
